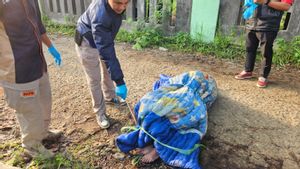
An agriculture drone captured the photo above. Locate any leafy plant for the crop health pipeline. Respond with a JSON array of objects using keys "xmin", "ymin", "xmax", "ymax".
[
  {"xmin": 42, "ymin": 15, "xmax": 75, "ymax": 36},
  {"xmin": 116, "ymin": 27, "xmax": 300, "ymax": 68},
  {"xmin": 274, "ymin": 37, "xmax": 300, "ymax": 66},
  {"xmin": 0, "ymin": 141, "xmax": 91, "ymax": 169}
]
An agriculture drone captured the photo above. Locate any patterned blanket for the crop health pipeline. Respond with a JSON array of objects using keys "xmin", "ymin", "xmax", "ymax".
[{"xmin": 116, "ymin": 71, "xmax": 217, "ymax": 169}]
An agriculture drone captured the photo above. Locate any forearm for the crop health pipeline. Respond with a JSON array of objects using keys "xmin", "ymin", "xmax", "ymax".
[
  {"xmin": 40, "ymin": 33, "xmax": 52, "ymax": 48},
  {"xmin": 268, "ymin": 1, "xmax": 291, "ymax": 11},
  {"xmin": 254, "ymin": 0, "xmax": 291, "ymax": 11}
]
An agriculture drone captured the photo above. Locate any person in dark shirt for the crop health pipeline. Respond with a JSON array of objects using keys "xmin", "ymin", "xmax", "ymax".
[
  {"xmin": 75, "ymin": 0, "xmax": 129, "ymax": 129},
  {"xmin": 235, "ymin": 0, "xmax": 293, "ymax": 88},
  {"xmin": 0, "ymin": 0, "xmax": 62, "ymax": 158}
]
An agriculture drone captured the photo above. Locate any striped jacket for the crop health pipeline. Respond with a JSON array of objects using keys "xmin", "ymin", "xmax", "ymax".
[{"xmin": 0, "ymin": 0, "xmax": 47, "ymax": 85}]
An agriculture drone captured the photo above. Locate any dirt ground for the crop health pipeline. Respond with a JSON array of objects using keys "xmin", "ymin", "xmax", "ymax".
[{"xmin": 0, "ymin": 35, "xmax": 299, "ymax": 169}]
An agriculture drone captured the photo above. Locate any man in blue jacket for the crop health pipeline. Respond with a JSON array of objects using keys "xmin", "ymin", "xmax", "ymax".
[
  {"xmin": 0, "ymin": 0, "xmax": 62, "ymax": 158},
  {"xmin": 75, "ymin": 0, "xmax": 129, "ymax": 129}
]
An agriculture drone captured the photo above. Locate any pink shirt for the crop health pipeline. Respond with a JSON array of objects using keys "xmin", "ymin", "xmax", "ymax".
[{"xmin": 282, "ymin": 0, "xmax": 293, "ymax": 5}]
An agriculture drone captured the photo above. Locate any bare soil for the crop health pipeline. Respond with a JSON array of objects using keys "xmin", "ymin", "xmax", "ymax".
[{"xmin": 1, "ymin": 35, "xmax": 299, "ymax": 169}]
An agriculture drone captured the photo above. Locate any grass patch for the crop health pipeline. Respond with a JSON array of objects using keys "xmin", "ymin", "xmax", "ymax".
[
  {"xmin": 27, "ymin": 152, "xmax": 90, "ymax": 169},
  {"xmin": 0, "ymin": 141, "xmax": 92, "ymax": 169},
  {"xmin": 42, "ymin": 15, "xmax": 75, "ymax": 36},
  {"xmin": 273, "ymin": 36, "xmax": 300, "ymax": 67},
  {"xmin": 116, "ymin": 28, "xmax": 245, "ymax": 60},
  {"xmin": 116, "ymin": 28, "xmax": 300, "ymax": 67}
]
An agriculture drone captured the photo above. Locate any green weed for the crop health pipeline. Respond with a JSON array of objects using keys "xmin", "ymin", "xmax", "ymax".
[
  {"xmin": 274, "ymin": 37, "xmax": 300, "ymax": 67},
  {"xmin": 116, "ymin": 28, "xmax": 244, "ymax": 59},
  {"xmin": 0, "ymin": 141, "xmax": 92, "ymax": 169},
  {"xmin": 42, "ymin": 15, "xmax": 75, "ymax": 36},
  {"xmin": 116, "ymin": 27, "xmax": 300, "ymax": 67},
  {"xmin": 28, "ymin": 153, "xmax": 81, "ymax": 169}
]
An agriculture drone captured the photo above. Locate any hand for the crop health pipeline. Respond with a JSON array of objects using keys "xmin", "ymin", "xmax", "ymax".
[
  {"xmin": 48, "ymin": 44, "xmax": 62, "ymax": 66},
  {"xmin": 254, "ymin": 0, "xmax": 267, "ymax": 4},
  {"xmin": 115, "ymin": 84, "xmax": 127, "ymax": 100}
]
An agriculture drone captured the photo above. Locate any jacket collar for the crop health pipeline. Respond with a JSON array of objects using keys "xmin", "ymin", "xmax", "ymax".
[{"xmin": 105, "ymin": 0, "xmax": 120, "ymax": 16}]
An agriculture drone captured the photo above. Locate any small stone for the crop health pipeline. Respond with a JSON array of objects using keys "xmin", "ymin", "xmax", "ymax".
[
  {"xmin": 111, "ymin": 148, "xmax": 120, "ymax": 153},
  {"xmin": 0, "ymin": 134, "xmax": 7, "ymax": 140},
  {"xmin": 66, "ymin": 129, "xmax": 76, "ymax": 135},
  {"xmin": 113, "ymin": 152, "xmax": 125, "ymax": 160},
  {"xmin": 104, "ymin": 147, "xmax": 112, "ymax": 152},
  {"xmin": 78, "ymin": 147, "xmax": 89, "ymax": 155},
  {"xmin": 100, "ymin": 151, "xmax": 107, "ymax": 156},
  {"xmin": 98, "ymin": 143, "xmax": 107, "ymax": 148},
  {"xmin": 93, "ymin": 142, "xmax": 99, "ymax": 147},
  {"xmin": 118, "ymin": 164, "xmax": 124, "ymax": 169},
  {"xmin": 159, "ymin": 47, "xmax": 168, "ymax": 52},
  {"xmin": 109, "ymin": 139, "xmax": 115, "ymax": 147},
  {"xmin": 282, "ymin": 159, "xmax": 299, "ymax": 169}
]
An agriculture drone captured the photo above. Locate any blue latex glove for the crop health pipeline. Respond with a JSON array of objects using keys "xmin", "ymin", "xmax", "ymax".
[
  {"xmin": 115, "ymin": 84, "xmax": 128, "ymax": 100},
  {"xmin": 48, "ymin": 44, "xmax": 62, "ymax": 66},
  {"xmin": 243, "ymin": 0, "xmax": 258, "ymax": 20}
]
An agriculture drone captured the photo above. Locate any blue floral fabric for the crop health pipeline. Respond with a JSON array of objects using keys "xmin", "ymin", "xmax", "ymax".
[{"xmin": 116, "ymin": 71, "xmax": 217, "ymax": 169}]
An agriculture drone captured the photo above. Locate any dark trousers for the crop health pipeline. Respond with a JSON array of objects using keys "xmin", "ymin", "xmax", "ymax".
[{"xmin": 245, "ymin": 30, "xmax": 278, "ymax": 78}]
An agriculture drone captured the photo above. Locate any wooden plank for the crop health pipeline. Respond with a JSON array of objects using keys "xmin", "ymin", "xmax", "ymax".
[
  {"xmin": 137, "ymin": 0, "xmax": 145, "ymax": 20},
  {"xmin": 190, "ymin": 0, "xmax": 220, "ymax": 42},
  {"xmin": 60, "ymin": 0, "xmax": 66, "ymax": 14},
  {"xmin": 219, "ymin": 0, "xmax": 241, "ymax": 34},
  {"xmin": 149, "ymin": 0, "xmax": 157, "ymax": 23},
  {"xmin": 84, "ymin": 0, "xmax": 92, "ymax": 9},
  {"xmin": 66, "ymin": 0, "xmax": 74, "ymax": 15},
  {"xmin": 38, "ymin": 0, "xmax": 49, "ymax": 15},
  {"xmin": 162, "ymin": 0, "xmax": 171, "ymax": 30},
  {"xmin": 52, "ymin": 0, "xmax": 58, "ymax": 13},
  {"xmin": 125, "ymin": 0, "xmax": 134, "ymax": 20},
  {"xmin": 175, "ymin": 0, "xmax": 192, "ymax": 33},
  {"xmin": 80, "ymin": 0, "xmax": 85, "ymax": 14},
  {"xmin": 75, "ymin": 0, "xmax": 83, "ymax": 16},
  {"xmin": 47, "ymin": 0, "xmax": 54, "ymax": 13}
]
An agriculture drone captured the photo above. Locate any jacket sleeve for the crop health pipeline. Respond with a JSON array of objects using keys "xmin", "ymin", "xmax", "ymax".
[
  {"xmin": 34, "ymin": 0, "xmax": 46, "ymax": 35},
  {"xmin": 91, "ymin": 16, "xmax": 124, "ymax": 86}
]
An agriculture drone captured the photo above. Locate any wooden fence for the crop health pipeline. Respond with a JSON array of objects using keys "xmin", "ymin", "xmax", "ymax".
[
  {"xmin": 39, "ymin": 0, "xmax": 300, "ymax": 39},
  {"xmin": 39, "ymin": 0, "xmax": 192, "ymax": 35}
]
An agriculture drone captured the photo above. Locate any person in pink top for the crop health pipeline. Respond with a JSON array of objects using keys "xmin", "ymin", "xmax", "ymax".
[{"xmin": 235, "ymin": 0, "xmax": 293, "ymax": 88}]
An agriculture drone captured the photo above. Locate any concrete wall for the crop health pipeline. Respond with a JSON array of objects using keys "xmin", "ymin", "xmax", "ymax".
[
  {"xmin": 278, "ymin": 1, "xmax": 300, "ymax": 39},
  {"xmin": 218, "ymin": 0, "xmax": 242, "ymax": 34}
]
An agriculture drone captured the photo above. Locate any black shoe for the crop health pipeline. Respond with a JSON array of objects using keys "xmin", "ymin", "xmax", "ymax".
[{"xmin": 42, "ymin": 130, "xmax": 63, "ymax": 143}]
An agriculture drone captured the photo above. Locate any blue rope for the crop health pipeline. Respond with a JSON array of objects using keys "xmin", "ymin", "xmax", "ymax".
[{"xmin": 121, "ymin": 126, "xmax": 205, "ymax": 155}]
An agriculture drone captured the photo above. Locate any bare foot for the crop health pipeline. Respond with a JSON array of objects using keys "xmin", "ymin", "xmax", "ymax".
[
  {"xmin": 141, "ymin": 148, "xmax": 159, "ymax": 163},
  {"xmin": 136, "ymin": 145, "xmax": 154, "ymax": 155}
]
